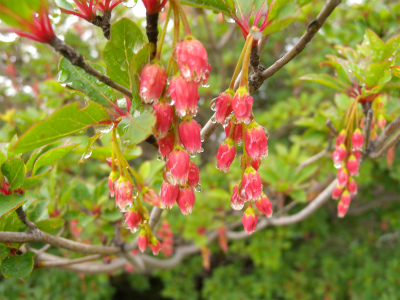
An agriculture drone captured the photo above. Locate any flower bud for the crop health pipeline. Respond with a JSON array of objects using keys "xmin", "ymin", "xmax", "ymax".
[
  {"xmin": 377, "ymin": 115, "xmax": 386, "ymax": 129},
  {"xmin": 347, "ymin": 178, "xmax": 357, "ymax": 195},
  {"xmin": 214, "ymin": 90, "xmax": 233, "ymax": 124},
  {"xmin": 142, "ymin": 187, "xmax": 161, "ymax": 207},
  {"xmin": 138, "ymin": 229, "xmax": 148, "ymax": 253},
  {"xmin": 224, "ymin": 118, "xmax": 243, "ymax": 144},
  {"xmin": 160, "ymin": 182, "xmax": 179, "ymax": 209},
  {"xmin": 242, "ymin": 206, "xmax": 257, "ymax": 234},
  {"xmin": 340, "ymin": 190, "xmax": 351, "ymax": 207},
  {"xmin": 176, "ymin": 186, "xmax": 195, "ymax": 215},
  {"xmin": 336, "ymin": 129, "xmax": 347, "ymax": 147},
  {"xmin": 166, "ymin": 146, "xmax": 190, "ymax": 185},
  {"xmin": 352, "ymin": 150, "xmax": 361, "ymax": 161},
  {"xmin": 231, "ymin": 185, "xmax": 245, "ymax": 210},
  {"xmin": 176, "ymin": 36, "xmax": 211, "ymax": 84},
  {"xmin": 332, "ymin": 184, "xmax": 343, "ymax": 199},
  {"xmin": 346, "ymin": 155, "xmax": 359, "ymax": 176},
  {"xmin": 188, "ymin": 161, "xmax": 200, "ymax": 186},
  {"xmin": 179, "ymin": 118, "xmax": 202, "ymax": 155},
  {"xmin": 168, "ymin": 75, "xmax": 200, "ymax": 118},
  {"xmin": 254, "ymin": 193, "xmax": 273, "ymax": 217},
  {"xmin": 114, "ymin": 177, "xmax": 133, "ymax": 212},
  {"xmin": 150, "ymin": 237, "xmax": 162, "ymax": 255},
  {"xmin": 139, "ymin": 62, "xmax": 167, "ymax": 103},
  {"xmin": 337, "ymin": 168, "xmax": 349, "ymax": 187},
  {"xmin": 232, "ymin": 87, "xmax": 253, "ymax": 124},
  {"xmin": 239, "ymin": 167, "xmax": 262, "ymax": 201},
  {"xmin": 108, "ymin": 171, "xmax": 119, "ymax": 197},
  {"xmin": 125, "ymin": 206, "xmax": 141, "ymax": 233},
  {"xmin": 158, "ymin": 131, "xmax": 175, "ymax": 159},
  {"xmin": 337, "ymin": 201, "xmax": 349, "ymax": 218},
  {"xmin": 216, "ymin": 138, "xmax": 236, "ymax": 173},
  {"xmin": 332, "ymin": 144, "xmax": 347, "ymax": 165},
  {"xmin": 153, "ymin": 101, "xmax": 174, "ymax": 139},
  {"xmin": 245, "ymin": 121, "xmax": 268, "ymax": 159},
  {"xmin": 352, "ymin": 128, "xmax": 364, "ymax": 150}
]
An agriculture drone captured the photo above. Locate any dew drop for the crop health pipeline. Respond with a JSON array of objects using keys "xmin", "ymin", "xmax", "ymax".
[
  {"xmin": 132, "ymin": 187, "xmax": 139, "ymax": 198},
  {"xmin": 211, "ymin": 116, "xmax": 217, "ymax": 124},
  {"xmin": 194, "ymin": 184, "xmax": 202, "ymax": 192},
  {"xmin": 231, "ymin": 201, "xmax": 244, "ymax": 211},
  {"xmin": 210, "ymin": 98, "xmax": 216, "ymax": 111},
  {"xmin": 96, "ymin": 124, "xmax": 113, "ymax": 133},
  {"xmin": 83, "ymin": 150, "xmax": 92, "ymax": 159},
  {"xmin": 157, "ymin": 153, "xmax": 163, "ymax": 161}
]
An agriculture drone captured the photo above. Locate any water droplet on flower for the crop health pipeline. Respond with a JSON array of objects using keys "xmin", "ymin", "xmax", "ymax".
[
  {"xmin": 334, "ymin": 163, "xmax": 341, "ymax": 169},
  {"xmin": 132, "ymin": 187, "xmax": 139, "ymax": 198},
  {"xmin": 215, "ymin": 163, "xmax": 220, "ymax": 170},
  {"xmin": 122, "ymin": 220, "xmax": 129, "ymax": 229},
  {"xmin": 190, "ymin": 152, "xmax": 197, "ymax": 158},
  {"xmin": 231, "ymin": 201, "xmax": 244, "ymax": 210},
  {"xmin": 157, "ymin": 153, "xmax": 163, "ymax": 161},
  {"xmin": 130, "ymin": 227, "xmax": 138, "ymax": 233},
  {"xmin": 194, "ymin": 184, "xmax": 202, "ymax": 192},
  {"xmin": 96, "ymin": 124, "xmax": 113, "ymax": 133}
]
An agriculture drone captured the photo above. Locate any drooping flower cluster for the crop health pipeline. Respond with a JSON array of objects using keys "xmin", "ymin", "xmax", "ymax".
[
  {"xmin": 139, "ymin": 36, "xmax": 210, "ymax": 215},
  {"xmin": 214, "ymin": 84, "xmax": 272, "ymax": 234}
]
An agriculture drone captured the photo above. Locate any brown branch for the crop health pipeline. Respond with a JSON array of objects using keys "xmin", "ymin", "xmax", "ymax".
[
  {"xmin": 369, "ymin": 113, "xmax": 400, "ymax": 158},
  {"xmin": 37, "ymin": 254, "xmax": 103, "ymax": 268},
  {"xmin": 15, "ymin": 207, "xmax": 37, "ymax": 232},
  {"xmin": 296, "ymin": 148, "xmax": 329, "ymax": 172},
  {"xmin": 326, "ymin": 119, "xmax": 338, "ymax": 136},
  {"xmin": 362, "ymin": 108, "xmax": 374, "ymax": 159},
  {"xmin": 91, "ymin": 12, "xmax": 112, "ymax": 40},
  {"xmin": 146, "ymin": 13, "xmax": 159, "ymax": 60},
  {"xmin": 369, "ymin": 130, "xmax": 400, "ymax": 159},
  {"xmin": 49, "ymin": 37, "xmax": 132, "ymax": 98}
]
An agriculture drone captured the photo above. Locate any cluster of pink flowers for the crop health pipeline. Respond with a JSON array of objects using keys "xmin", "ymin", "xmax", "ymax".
[
  {"xmin": 138, "ymin": 228, "xmax": 162, "ymax": 255},
  {"xmin": 213, "ymin": 86, "xmax": 273, "ymax": 234},
  {"xmin": 157, "ymin": 220, "xmax": 174, "ymax": 257},
  {"xmin": 332, "ymin": 128, "xmax": 364, "ymax": 217},
  {"xmin": 139, "ymin": 36, "xmax": 211, "ymax": 215}
]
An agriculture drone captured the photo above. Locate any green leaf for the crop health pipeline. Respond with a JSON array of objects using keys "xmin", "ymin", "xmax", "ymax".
[
  {"xmin": 131, "ymin": 44, "xmax": 150, "ymax": 110},
  {"xmin": 117, "ymin": 106, "xmax": 156, "ymax": 147},
  {"xmin": 0, "ymin": 244, "xmax": 9, "ymax": 265},
  {"xmin": 55, "ymin": 0, "xmax": 74, "ymax": 10},
  {"xmin": 0, "ymin": 194, "xmax": 26, "ymax": 218},
  {"xmin": 22, "ymin": 169, "xmax": 52, "ymax": 190},
  {"xmin": 0, "ymin": 151, "xmax": 6, "ymax": 177},
  {"xmin": 14, "ymin": 102, "xmax": 110, "ymax": 153},
  {"xmin": 78, "ymin": 133, "xmax": 103, "ymax": 164},
  {"xmin": 25, "ymin": 148, "xmax": 41, "ymax": 172},
  {"xmin": 300, "ymin": 74, "xmax": 348, "ymax": 92},
  {"xmin": 58, "ymin": 57, "xmax": 116, "ymax": 106},
  {"xmin": 365, "ymin": 61, "xmax": 392, "ymax": 88},
  {"xmin": 263, "ymin": 3, "xmax": 298, "ymax": 36},
  {"xmin": 288, "ymin": 189, "xmax": 307, "ymax": 203},
  {"xmin": 1, "ymin": 158, "xmax": 25, "ymax": 190},
  {"xmin": 36, "ymin": 218, "xmax": 65, "ymax": 232},
  {"xmin": 233, "ymin": 0, "xmax": 253, "ymax": 22},
  {"xmin": 27, "ymin": 199, "xmax": 49, "ymax": 222},
  {"xmin": 358, "ymin": 29, "xmax": 385, "ymax": 63},
  {"xmin": 181, "ymin": 0, "xmax": 234, "ymax": 16},
  {"xmin": 321, "ymin": 58, "xmax": 353, "ymax": 87},
  {"xmin": 33, "ymin": 144, "xmax": 79, "ymax": 175},
  {"xmin": 104, "ymin": 18, "xmax": 146, "ymax": 89},
  {"xmin": 334, "ymin": 93, "xmax": 351, "ymax": 110},
  {"xmin": 0, "ymin": 252, "xmax": 36, "ymax": 282}
]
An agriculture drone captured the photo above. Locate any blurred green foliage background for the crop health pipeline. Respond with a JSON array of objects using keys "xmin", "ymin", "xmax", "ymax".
[{"xmin": 1, "ymin": 0, "xmax": 400, "ymax": 299}]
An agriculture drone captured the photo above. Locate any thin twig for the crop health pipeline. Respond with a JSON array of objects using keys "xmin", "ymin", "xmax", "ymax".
[
  {"xmin": 15, "ymin": 207, "xmax": 37, "ymax": 232},
  {"xmin": 296, "ymin": 148, "xmax": 328, "ymax": 172},
  {"xmin": 369, "ymin": 113, "xmax": 400, "ymax": 156},
  {"xmin": 369, "ymin": 130, "xmax": 400, "ymax": 159},
  {"xmin": 37, "ymin": 254, "xmax": 103, "ymax": 268},
  {"xmin": 362, "ymin": 108, "xmax": 374, "ymax": 159},
  {"xmin": 326, "ymin": 119, "xmax": 338, "ymax": 136}
]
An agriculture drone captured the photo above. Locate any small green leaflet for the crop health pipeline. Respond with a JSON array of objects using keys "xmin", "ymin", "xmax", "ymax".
[
  {"xmin": 1, "ymin": 158, "xmax": 25, "ymax": 191},
  {"xmin": 0, "ymin": 252, "xmax": 36, "ymax": 282},
  {"xmin": 0, "ymin": 193, "xmax": 26, "ymax": 218}
]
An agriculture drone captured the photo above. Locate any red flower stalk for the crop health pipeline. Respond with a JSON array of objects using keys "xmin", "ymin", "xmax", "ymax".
[
  {"xmin": 125, "ymin": 206, "xmax": 141, "ymax": 233},
  {"xmin": 352, "ymin": 128, "xmax": 364, "ymax": 150},
  {"xmin": 179, "ymin": 117, "xmax": 202, "ymax": 155},
  {"xmin": 231, "ymin": 185, "xmax": 245, "ymax": 210},
  {"xmin": 239, "ymin": 167, "xmax": 262, "ymax": 201},
  {"xmin": 108, "ymin": 171, "xmax": 119, "ymax": 197},
  {"xmin": 213, "ymin": 89, "xmax": 233, "ymax": 124},
  {"xmin": 114, "ymin": 176, "xmax": 133, "ymax": 212},
  {"xmin": 0, "ymin": 2, "xmax": 56, "ymax": 44},
  {"xmin": 224, "ymin": 118, "xmax": 243, "ymax": 144},
  {"xmin": 168, "ymin": 75, "xmax": 200, "ymax": 118},
  {"xmin": 158, "ymin": 131, "xmax": 175, "ymax": 159},
  {"xmin": 139, "ymin": 62, "xmax": 167, "ymax": 103},
  {"xmin": 242, "ymin": 206, "xmax": 257, "ymax": 234},
  {"xmin": 188, "ymin": 161, "xmax": 200, "ymax": 187},
  {"xmin": 138, "ymin": 229, "xmax": 148, "ymax": 252},
  {"xmin": 332, "ymin": 144, "xmax": 347, "ymax": 165},
  {"xmin": 176, "ymin": 36, "xmax": 211, "ymax": 84},
  {"xmin": 160, "ymin": 182, "xmax": 179, "ymax": 209},
  {"xmin": 254, "ymin": 193, "xmax": 273, "ymax": 217},
  {"xmin": 142, "ymin": 0, "xmax": 168, "ymax": 14},
  {"xmin": 245, "ymin": 121, "xmax": 268, "ymax": 159},
  {"xmin": 232, "ymin": 87, "xmax": 253, "ymax": 124},
  {"xmin": 176, "ymin": 186, "xmax": 195, "ymax": 215},
  {"xmin": 166, "ymin": 146, "xmax": 190, "ymax": 185},
  {"xmin": 216, "ymin": 138, "xmax": 236, "ymax": 173},
  {"xmin": 153, "ymin": 101, "xmax": 174, "ymax": 139},
  {"xmin": 98, "ymin": 0, "xmax": 123, "ymax": 13}
]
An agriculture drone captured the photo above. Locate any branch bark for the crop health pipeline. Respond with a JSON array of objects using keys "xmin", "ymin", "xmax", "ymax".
[{"xmin": 369, "ymin": 113, "xmax": 400, "ymax": 158}]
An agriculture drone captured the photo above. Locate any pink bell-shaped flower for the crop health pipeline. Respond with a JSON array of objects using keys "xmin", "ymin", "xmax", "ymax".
[
  {"xmin": 176, "ymin": 36, "xmax": 211, "ymax": 84},
  {"xmin": 254, "ymin": 193, "xmax": 273, "ymax": 217},
  {"xmin": 332, "ymin": 143, "xmax": 347, "ymax": 165},
  {"xmin": 138, "ymin": 229, "xmax": 148, "ymax": 253},
  {"xmin": 176, "ymin": 186, "xmax": 195, "ymax": 215},
  {"xmin": 216, "ymin": 138, "xmax": 236, "ymax": 173},
  {"xmin": 337, "ymin": 168, "xmax": 349, "ymax": 187},
  {"xmin": 179, "ymin": 117, "xmax": 202, "ymax": 155},
  {"xmin": 158, "ymin": 131, "xmax": 175, "ymax": 159},
  {"xmin": 168, "ymin": 75, "xmax": 200, "ymax": 118},
  {"xmin": 125, "ymin": 206, "xmax": 141, "ymax": 233},
  {"xmin": 139, "ymin": 62, "xmax": 167, "ymax": 103},
  {"xmin": 347, "ymin": 178, "xmax": 358, "ymax": 195},
  {"xmin": 213, "ymin": 89, "xmax": 233, "ymax": 124},
  {"xmin": 188, "ymin": 161, "xmax": 200, "ymax": 186},
  {"xmin": 245, "ymin": 121, "xmax": 268, "ymax": 159},
  {"xmin": 231, "ymin": 185, "xmax": 245, "ymax": 210},
  {"xmin": 160, "ymin": 182, "xmax": 179, "ymax": 209},
  {"xmin": 352, "ymin": 128, "xmax": 364, "ymax": 150},
  {"xmin": 114, "ymin": 176, "xmax": 133, "ymax": 212},
  {"xmin": 335, "ymin": 129, "xmax": 347, "ymax": 147},
  {"xmin": 232, "ymin": 87, "xmax": 253, "ymax": 124},
  {"xmin": 166, "ymin": 146, "xmax": 190, "ymax": 185},
  {"xmin": 150, "ymin": 236, "xmax": 162, "ymax": 255},
  {"xmin": 224, "ymin": 118, "xmax": 243, "ymax": 144},
  {"xmin": 346, "ymin": 155, "xmax": 359, "ymax": 176},
  {"xmin": 337, "ymin": 201, "xmax": 349, "ymax": 218},
  {"xmin": 239, "ymin": 167, "xmax": 262, "ymax": 201},
  {"xmin": 108, "ymin": 171, "xmax": 119, "ymax": 197},
  {"xmin": 142, "ymin": 187, "xmax": 161, "ymax": 207},
  {"xmin": 340, "ymin": 190, "xmax": 351, "ymax": 207},
  {"xmin": 153, "ymin": 101, "xmax": 174, "ymax": 139},
  {"xmin": 332, "ymin": 184, "xmax": 343, "ymax": 199},
  {"xmin": 242, "ymin": 206, "xmax": 257, "ymax": 234}
]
